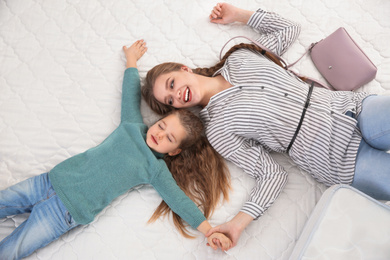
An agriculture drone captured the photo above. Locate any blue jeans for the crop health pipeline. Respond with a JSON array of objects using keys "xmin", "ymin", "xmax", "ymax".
[
  {"xmin": 0, "ymin": 173, "xmax": 79, "ymax": 260},
  {"xmin": 352, "ymin": 95, "xmax": 390, "ymax": 200}
]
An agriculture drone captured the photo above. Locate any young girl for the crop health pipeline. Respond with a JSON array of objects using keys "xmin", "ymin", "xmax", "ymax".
[
  {"xmin": 0, "ymin": 40, "xmax": 231, "ymax": 260},
  {"xmin": 141, "ymin": 3, "xmax": 390, "ymax": 248}
]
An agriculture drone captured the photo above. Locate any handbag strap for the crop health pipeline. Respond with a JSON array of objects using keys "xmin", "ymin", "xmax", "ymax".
[
  {"xmin": 219, "ymin": 35, "xmax": 288, "ymax": 68},
  {"xmin": 220, "ymin": 36, "xmax": 334, "ymax": 90},
  {"xmin": 285, "ymin": 43, "xmax": 316, "ymax": 69}
]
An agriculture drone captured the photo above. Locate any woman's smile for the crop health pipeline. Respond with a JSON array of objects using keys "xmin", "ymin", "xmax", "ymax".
[
  {"xmin": 152, "ymin": 67, "xmax": 202, "ymax": 109},
  {"xmin": 183, "ymin": 87, "xmax": 191, "ymax": 103}
]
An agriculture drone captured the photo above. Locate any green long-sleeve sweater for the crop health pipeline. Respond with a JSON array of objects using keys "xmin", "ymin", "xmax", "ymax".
[{"xmin": 48, "ymin": 68, "xmax": 206, "ymax": 229}]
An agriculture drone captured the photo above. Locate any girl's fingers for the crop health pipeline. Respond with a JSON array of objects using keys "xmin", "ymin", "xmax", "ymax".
[
  {"xmin": 209, "ymin": 240, "xmax": 217, "ymax": 250},
  {"xmin": 124, "ymin": 40, "xmax": 147, "ymax": 55},
  {"xmin": 136, "ymin": 40, "xmax": 147, "ymax": 50},
  {"xmin": 135, "ymin": 39, "xmax": 144, "ymax": 46}
]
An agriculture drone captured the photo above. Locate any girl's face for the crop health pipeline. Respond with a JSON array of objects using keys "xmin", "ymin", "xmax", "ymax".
[
  {"xmin": 153, "ymin": 66, "xmax": 201, "ymax": 109},
  {"xmin": 146, "ymin": 113, "xmax": 187, "ymax": 155}
]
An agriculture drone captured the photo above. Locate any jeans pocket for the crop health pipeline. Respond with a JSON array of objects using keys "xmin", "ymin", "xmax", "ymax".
[{"xmin": 64, "ymin": 211, "xmax": 76, "ymax": 227}]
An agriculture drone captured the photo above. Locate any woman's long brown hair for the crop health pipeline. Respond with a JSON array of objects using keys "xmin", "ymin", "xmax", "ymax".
[
  {"xmin": 194, "ymin": 42, "xmax": 286, "ymax": 76},
  {"xmin": 147, "ymin": 109, "xmax": 231, "ymax": 238}
]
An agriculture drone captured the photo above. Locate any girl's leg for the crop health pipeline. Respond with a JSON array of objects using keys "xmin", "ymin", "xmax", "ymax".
[
  {"xmin": 357, "ymin": 95, "xmax": 390, "ymax": 150},
  {"xmin": 352, "ymin": 139, "xmax": 390, "ymax": 201},
  {"xmin": 0, "ymin": 173, "xmax": 52, "ymax": 218},
  {"xmin": 0, "ymin": 174, "xmax": 79, "ymax": 260}
]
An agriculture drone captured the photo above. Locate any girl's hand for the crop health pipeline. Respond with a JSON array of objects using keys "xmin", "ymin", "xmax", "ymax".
[
  {"xmin": 209, "ymin": 3, "xmax": 254, "ymax": 25},
  {"xmin": 123, "ymin": 39, "xmax": 147, "ymax": 68},
  {"xmin": 207, "ymin": 232, "xmax": 232, "ymax": 251}
]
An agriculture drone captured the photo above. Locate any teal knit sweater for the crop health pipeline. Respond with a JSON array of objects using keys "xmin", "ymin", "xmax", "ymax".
[{"xmin": 48, "ymin": 68, "xmax": 206, "ymax": 229}]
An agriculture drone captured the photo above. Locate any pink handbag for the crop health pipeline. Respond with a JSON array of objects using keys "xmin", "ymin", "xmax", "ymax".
[
  {"xmin": 220, "ymin": 27, "xmax": 377, "ymax": 91},
  {"xmin": 310, "ymin": 27, "xmax": 377, "ymax": 91}
]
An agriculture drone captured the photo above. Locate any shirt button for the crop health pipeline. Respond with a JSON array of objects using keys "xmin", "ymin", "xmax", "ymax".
[
  {"xmin": 239, "ymin": 86, "xmax": 242, "ymax": 89},
  {"xmin": 261, "ymin": 86, "xmax": 265, "ymax": 89},
  {"xmin": 284, "ymin": 93, "xmax": 288, "ymax": 97}
]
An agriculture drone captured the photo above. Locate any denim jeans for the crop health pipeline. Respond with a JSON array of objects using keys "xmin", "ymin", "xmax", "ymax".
[
  {"xmin": 351, "ymin": 95, "xmax": 390, "ymax": 200},
  {"xmin": 0, "ymin": 173, "xmax": 79, "ymax": 260}
]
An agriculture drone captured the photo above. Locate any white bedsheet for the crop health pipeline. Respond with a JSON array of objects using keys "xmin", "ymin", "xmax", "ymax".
[{"xmin": 0, "ymin": 0, "xmax": 389, "ymax": 259}]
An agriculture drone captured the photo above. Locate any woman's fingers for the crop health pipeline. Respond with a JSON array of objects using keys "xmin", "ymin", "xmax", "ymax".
[{"xmin": 210, "ymin": 3, "xmax": 222, "ymax": 19}]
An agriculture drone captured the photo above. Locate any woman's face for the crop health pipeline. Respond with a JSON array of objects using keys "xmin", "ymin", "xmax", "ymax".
[{"xmin": 152, "ymin": 66, "xmax": 201, "ymax": 109}]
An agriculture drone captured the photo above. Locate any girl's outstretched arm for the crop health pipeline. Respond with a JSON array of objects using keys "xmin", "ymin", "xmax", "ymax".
[
  {"xmin": 152, "ymin": 167, "xmax": 232, "ymax": 251},
  {"xmin": 120, "ymin": 40, "xmax": 147, "ymax": 123}
]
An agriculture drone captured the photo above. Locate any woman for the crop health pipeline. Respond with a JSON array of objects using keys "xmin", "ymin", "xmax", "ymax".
[{"xmin": 142, "ymin": 3, "xmax": 390, "ymax": 248}]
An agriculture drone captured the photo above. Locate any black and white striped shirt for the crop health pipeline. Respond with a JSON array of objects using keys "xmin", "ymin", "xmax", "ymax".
[{"xmin": 199, "ymin": 9, "xmax": 370, "ymax": 219}]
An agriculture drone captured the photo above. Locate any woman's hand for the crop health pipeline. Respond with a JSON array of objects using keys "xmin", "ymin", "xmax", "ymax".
[
  {"xmin": 206, "ymin": 212, "xmax": 254, "ymax": 249},
  {"xmin": 209, "ymin": 3, "xmax": 254, "ymax": 25},
  {"xmin": 123, "ymin": 39, "xmax": 147, "ymax": 68}
]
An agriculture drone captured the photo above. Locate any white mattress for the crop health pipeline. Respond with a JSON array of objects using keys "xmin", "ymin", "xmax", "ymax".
[
  {"xmin": 289, "ymin": 185, "xmax": 390, "ymax": 260},
  {"xmin": 0, "ymin": 0, "xmax": 389, "ymax": 259}
]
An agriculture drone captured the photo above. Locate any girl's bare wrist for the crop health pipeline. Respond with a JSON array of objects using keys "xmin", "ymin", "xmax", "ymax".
[{"xmin": 126, "ymin": 59, "xmax": 137, "ymax": 68}]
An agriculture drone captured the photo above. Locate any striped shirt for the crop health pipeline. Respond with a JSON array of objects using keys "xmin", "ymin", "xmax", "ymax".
[{"xmin": 199, "ymin": 9, "xmax": 370, "ymax": 219}]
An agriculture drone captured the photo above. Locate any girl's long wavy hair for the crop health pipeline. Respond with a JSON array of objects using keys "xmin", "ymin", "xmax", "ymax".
[
  {"xmin": 142, "ymin": 43, "xmax": 288, "ymax": 115},
  {"xmin": 148, "ymin": 109, "xmax": 231, "ymax": 238}
]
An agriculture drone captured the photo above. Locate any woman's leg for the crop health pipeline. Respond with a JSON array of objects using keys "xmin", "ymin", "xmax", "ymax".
[
  {"xmin": 352, "ymin": 139, "xmax": 390, "ymax": 200},
  {"xmin": 351, "ymin": 95, "xmax": 390, "ymax": 200},
  {"xmin": 0, "ymin": 174, "xmax": 79, "ymax": 260},
  {"xmin": 357, "ymin": 95, "xmax": 390, "ymax": 150}
]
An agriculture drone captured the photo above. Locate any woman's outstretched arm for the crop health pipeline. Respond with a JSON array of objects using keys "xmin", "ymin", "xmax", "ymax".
[
  {"xmin": 209, "ymin": 2, "xmax": 254, "ymax": 24},
  {"xmin": 209, "ymin": 2, "xmax": 301, "ymax": 56}
]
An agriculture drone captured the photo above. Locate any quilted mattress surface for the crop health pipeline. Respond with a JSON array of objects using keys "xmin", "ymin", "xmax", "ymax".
[{"xmin": 0, "ymin": 0, "xmax": 389, "ymax": 259}]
